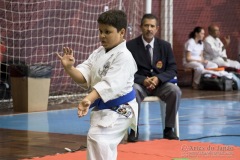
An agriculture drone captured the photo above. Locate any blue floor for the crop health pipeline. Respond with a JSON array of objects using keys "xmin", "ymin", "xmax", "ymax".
[{"xmin": 1, "ymin": 99, "xmax": 240, "ymax": 146}]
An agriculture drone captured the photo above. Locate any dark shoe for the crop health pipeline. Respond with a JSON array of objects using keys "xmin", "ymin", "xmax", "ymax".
[
  {"xmin": 127, "ymin": 129, "xmax": 139, "ymax": 142},
  {"xmin": 163, "ymin": 130, "xmax": 179, "ymax": 140},
  {"xmin": 192, "ymin": 82, "xmax": 199, "ymax": 90}
]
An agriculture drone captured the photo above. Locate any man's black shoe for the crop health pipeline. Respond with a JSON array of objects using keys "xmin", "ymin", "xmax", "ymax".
[
  {"xmin": 163, "ymin": 130, "xmax": 179, "ymax": 140},
  {"xmin": 127, "ymin": 129, "xmax": 139, "ymax": 142}
]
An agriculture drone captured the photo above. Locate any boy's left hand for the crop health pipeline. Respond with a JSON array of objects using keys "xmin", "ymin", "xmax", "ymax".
[{"xmin": 78, "ymin": 99, "xmax": 91, "ymax": 117}]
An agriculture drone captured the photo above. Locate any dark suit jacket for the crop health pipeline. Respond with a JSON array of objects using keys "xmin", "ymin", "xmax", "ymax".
[{"xmin": 126, "ymin": 35, "xmax": 177, "ymax": 85}]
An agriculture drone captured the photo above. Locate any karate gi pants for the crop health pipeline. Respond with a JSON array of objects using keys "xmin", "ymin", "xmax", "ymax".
[
  {"xmin": 87, "ymin": 108, "xmax": 134, "ymax": 160},
  {"xmin": 212, "ymin": 57, "xmax": 240, "ymax": 69},
  {"xmin": 184, "ymin": 61, "xmax": 218, "ymax": 84},
  {"xmin": 184, "ymin": 61, "xmax": 233, "ymax": 84}
]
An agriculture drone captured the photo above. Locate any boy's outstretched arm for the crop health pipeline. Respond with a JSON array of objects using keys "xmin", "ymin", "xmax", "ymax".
[{"xmin": 56, "ymin": 47, "xmax": 86, "ymax": 84}]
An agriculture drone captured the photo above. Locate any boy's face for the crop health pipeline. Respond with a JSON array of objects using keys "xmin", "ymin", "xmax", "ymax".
[{"xmin": 98, "ymin": 24, "xmax": 125, "ymax": 50}]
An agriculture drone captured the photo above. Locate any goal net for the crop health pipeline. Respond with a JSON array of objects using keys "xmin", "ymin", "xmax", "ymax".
[{"xmin": 0, "ymin": 0, "xmax": 144, "ymax": 107}]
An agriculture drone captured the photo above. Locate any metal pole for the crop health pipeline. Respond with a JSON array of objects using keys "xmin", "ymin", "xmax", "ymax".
[
  {"xmin": 119, "ymin": 0, "xmax": 122, "ymax": 10},
  {"xmin": 161, "ymin": 0, "xmax": 173, "ymax": 45},
  {"xmin": 146, "ymin": 0, "xmax": 152, "ymax": 13}
]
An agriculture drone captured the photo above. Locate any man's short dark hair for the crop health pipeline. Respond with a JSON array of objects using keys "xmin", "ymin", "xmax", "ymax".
[
  {"xmin": 140, "ymin": 13, "xmax": 158, "ymax": 26},
  {"xmin": 97, "ymin": 10, "xmax": 127, "ymax": 32}
]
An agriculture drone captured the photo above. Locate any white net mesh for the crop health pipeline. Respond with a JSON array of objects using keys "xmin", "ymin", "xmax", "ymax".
[{"xmin": 0, "ymin": 0, "xmax": 144, "ymax": 107}]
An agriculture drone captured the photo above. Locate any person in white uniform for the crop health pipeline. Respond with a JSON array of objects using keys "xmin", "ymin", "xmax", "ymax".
[
  {"xmin": 204, "ymin": 24, "xmax": 240, "ymax": 70},
  {"xmin": 57, "ymin": 10, "xmax": 138, "ymax": 160},
  {"xmin": 183, "ymin": 26, "xmax": 218, "ymax": 89}
]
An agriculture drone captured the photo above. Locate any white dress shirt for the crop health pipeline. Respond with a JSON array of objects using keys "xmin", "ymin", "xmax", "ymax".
[{"xmin": 142, "ymin": 36, "xmax": 154, "ymax": 64}]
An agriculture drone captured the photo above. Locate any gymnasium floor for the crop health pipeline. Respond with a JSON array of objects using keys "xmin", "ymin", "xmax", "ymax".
[{"xmin": 0, "ymin": 87, "xmax": 240, "ymax": 160}]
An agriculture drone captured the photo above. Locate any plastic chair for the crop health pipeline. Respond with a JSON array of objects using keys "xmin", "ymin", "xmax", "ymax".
[{"xmin": 142, "ymin": 96, "xmax": 180, "ymax": 138}]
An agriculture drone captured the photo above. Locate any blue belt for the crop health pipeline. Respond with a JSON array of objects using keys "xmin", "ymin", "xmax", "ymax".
[{"xmin": 90, "ymin": 89, "xmax": 135, "ymax": 110}]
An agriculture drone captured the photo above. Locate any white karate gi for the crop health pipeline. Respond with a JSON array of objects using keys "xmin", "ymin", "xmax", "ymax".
[
  {"xmin": 204, "ymin": 35, "xmax": 240, "ymax": 69},
  {"xmin": 183, "ymin": 38, "xmax": 224, "ymax": 84},
  {"xmin": 76, "ymin": 40, "xmax": 138, "ymax": 160}
]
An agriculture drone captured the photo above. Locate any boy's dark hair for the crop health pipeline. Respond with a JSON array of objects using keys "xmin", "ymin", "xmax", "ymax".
[
  {"xmin": 97, "ymin": 10, "xmax": 127, "ymax": 32},
  {"xmin": 140, "ymin": 13, "xmax": 158, "ymax": 26}
]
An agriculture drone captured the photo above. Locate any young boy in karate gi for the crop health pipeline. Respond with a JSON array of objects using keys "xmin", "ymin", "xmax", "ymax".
[{"xmin": 57, "ymin": 10, "xmax": 138, "ymax": 160}]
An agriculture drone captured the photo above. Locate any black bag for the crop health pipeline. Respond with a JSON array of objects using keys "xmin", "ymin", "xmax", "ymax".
[
  {"xmin": 224, "ymin": 67, "xmax": 240, "ymax": 90},
  {"xmin": 0, "ymin": 82, "xmax": 11, "ymax": 99},
  {"xmin": 199, "ymin": 74, "xmax": 233, "ymax": 91},
  {"xmin": 231, "ymin": 72, "xmax": 240, "ymax": 90},
  {"xmin": 9, "ymin": 64, "xmax": 52, "ymax": 78}
]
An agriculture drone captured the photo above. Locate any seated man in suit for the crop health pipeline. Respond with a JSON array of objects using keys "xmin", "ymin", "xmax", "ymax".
[{"xmin": 126, "ymin": 13, "xmax": 181, "ymax": 142}]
